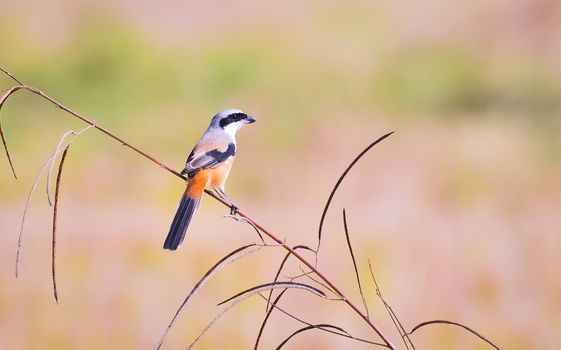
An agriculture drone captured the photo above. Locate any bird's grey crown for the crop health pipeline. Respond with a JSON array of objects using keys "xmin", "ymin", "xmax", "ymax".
[{"xmin": 210, "ymin": 108, "xmax": 244, "ymax": 127}]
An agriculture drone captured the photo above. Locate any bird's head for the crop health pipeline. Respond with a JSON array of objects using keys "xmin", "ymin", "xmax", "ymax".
[{"xmin": 210, "ymin": 108, "xmax": 256, "ymax": 136}]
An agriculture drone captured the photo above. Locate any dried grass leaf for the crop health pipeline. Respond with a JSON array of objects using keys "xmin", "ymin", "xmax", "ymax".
[
  {"xmin": 218, "ymin": 282, "xmax": 325, "ymax": 306},
  {"xmin": 255, "ymin": 289, "xmax": 288, "ymax": 349},
  {"xmin": 368, "ymin": 259, "xmax": 415, "ymax": 349},
  {"xmin": 15, "ymin": 125, "xmax": 93, "ymax": 281},
  {"xmin": 276, "ymin": 324, "xmax": 347, "ymax": 350},
  {"xmin": 317, "ymin": 132, "xmax": 394, "ymax": 252},
  {"xmin": 15, "ymin": 157, "xmax": 51, "ymax": 277},
  {"xmin": 46, "ymin": 125, "xmax": 93, "ymax": 205},
  {"xmin": 51, "ymin": 145, "xmax": 70, "ymax": 304},
  {"xmin": 342, "ymin": 209, "xmax": 370, "ymax": 319},
  {"xmin": 155, "ymin": 244, "xmax": 262, "ymax": 350},
  {"xmin": 189, "ymin": 282, "xmax": 326, "ymax": 350},
  {"xmin": 0, "ymin": 86, "xmax": 24, "ymax": 179},
  {"xmin": 265, "ymin": 245, "xmax": 314, "ymax": 313},
  {"xmin": 45, "ymin": 130, "xmax": 75, "ymax": 206},
  {"xmin": 258, "ymin": 293, "xmax": 385, "ymax": 347},
  {"xmin": 408, "ymin": 320, "xmax": 500, "ymax": 350}
]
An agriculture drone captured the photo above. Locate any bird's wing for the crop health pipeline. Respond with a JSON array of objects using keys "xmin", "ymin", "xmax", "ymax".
[{"xmin": 181, "ymin": 142, "xmax": 236, "ymax": 178}]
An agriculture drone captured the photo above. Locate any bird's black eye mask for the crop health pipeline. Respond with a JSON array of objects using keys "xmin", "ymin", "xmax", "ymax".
[{"xmin": 220, "ymin": 112, "xmax": 247, "ymax": 128}]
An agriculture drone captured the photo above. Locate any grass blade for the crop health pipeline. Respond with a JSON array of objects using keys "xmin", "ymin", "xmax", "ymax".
[
  {"xmin": 189, "ymin": 282, "xmax": 326, "ymax": 350},
  {"xmin": 0, "ymin": 86, "xmax": 24, "ymax": 179},
  {"xmin": 15, "ymin": 157, "xmax": 51, "ymax": 277},
  {"xmin": 45, "ymin": 126, "xmax": 93, "ymax": 206},
  {"xmin": 342, "ymin": 209, "xmax": 370, "ymax": 319},
  {"xmin": 368, "ymin": 259, "xmax": 414, "ymax": 350},
  {"xmin": 155, "ymin": 244, "xmax": 262, "ymax": 350},
  {"xmin": 258, "ymin": 289, "xmax": 383, "ymax": 349},
  {"xmin": 218, "ymin": 281, "xmax": 325, "ymax": 306},
  {"xmin": 186, "ymin": 294, "xmax": 243, "ymax": 350},
  {"xmin": 0, "ymin": 117, "xmax": 16, "ymax": 179},
  {"xmin": 317, "ymin": 132, "xmax": 394, "ymax": 253},
  {"xmin": 15, "ymin": 126, "xmax": 93, "ymax": 278},
  {"xmin": 255, "ymin": 289, "xmax": 287, "ymax": 350},
  {"xmin": 265, "ymin": 245, "xmax": 314, "ymax": 313},
  {"xmin": 51, "ymin": 145, "xmax": 70, "ymax": 304},
  {"xmin": 275, "ymin": 324, "xmax": 348, "ymax": 350},
  {"xmin": 45, "ymin": 130, "xmax": 75, "ymax": 206},
  {"xmin": 258, "ymin": 293, "xmax": 385, "ymax": 347},
  {"xmin": 408, "ymin": 320, "xmax": 501, "ymax": 350}
]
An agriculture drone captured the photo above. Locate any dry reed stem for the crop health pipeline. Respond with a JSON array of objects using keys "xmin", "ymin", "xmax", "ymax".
[
  {"xmin": 0, "ymin": 86, "xmax": 23, "ymax": 179},
  {"xmin": 407, "ymin": 320, "xmax": 500, "ymax": 350},
  {"xmin": 14, "ymin": 124, "xmax": 93, "ymax": 303},
  {"xmin": 45, "ymin": 126, "xmax": 94, "ymax": 204},
  {"xmin": 368, "ymin": 259, "xmax": 415, "ymax": 350},
  {"xmin": 15, "ymin": 157, "xmax": 51, "ymax": 277},
  {"xmin": 188, "ymin": 282, "xmax": 328, "ymax": 350},
  {"xmin": 257, "ymin": 293, "xmax": 385, "ymax": 348},
  {"xmin": 218, "ymin": 282, "xmax": 326, "ymax": 306},
  {"xmin": 156, "ymin": 244, "xmax": 263, "ymax": 349},
  {"xmin": 51, "ymin": 145, "xmax": 71, "ymax": 304},
  {"xmin": 342, "ymin": 208, "xmax": 370, "ymax": 319},
  {"xmin": 255, "ymin": 289, "xmax": 288, "ymax": 349},
  {"xmin": 276, "ymin": 324, "xmax": 348, "ymax": 349},
  {"xmin": 264, "ymin": 245, "xmax": 315, "ymax": 313},
  {"xmin": 316, "ymin": 132, "xmax": 394, "ymax": 255}
]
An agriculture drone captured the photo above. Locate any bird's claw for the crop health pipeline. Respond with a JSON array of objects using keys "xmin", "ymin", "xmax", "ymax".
[{"xmin": 230, "ymin": 204, "xmax": 238, "ymax": 215}]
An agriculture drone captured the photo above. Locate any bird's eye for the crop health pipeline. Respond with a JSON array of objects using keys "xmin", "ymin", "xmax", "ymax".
[{"xmin": 230, "ymin": 113, "xmax": 246, "ymax": 122}]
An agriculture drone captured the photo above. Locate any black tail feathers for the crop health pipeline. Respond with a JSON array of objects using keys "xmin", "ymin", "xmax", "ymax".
[{"xmin": 163, "ymin": 191, "xmax": 200, "ymax": 250}]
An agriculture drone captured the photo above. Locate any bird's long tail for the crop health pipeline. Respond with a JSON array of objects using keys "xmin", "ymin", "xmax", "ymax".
[{"xmin": 163, "ymin": 178, "xmax": 205, "ymax": 250}]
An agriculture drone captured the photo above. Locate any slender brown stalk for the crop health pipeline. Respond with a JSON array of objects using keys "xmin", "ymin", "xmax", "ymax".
[
  {"xmin": 0, "ymin": 86, "xmax": 23, "ymax": 179},
  {"xmin": 16, "ymin": 157, "xmax": 51, "ymax": 277},
  {"xmin": 0, "ymin": 68, "xmax": 396, "ymax": 349},
  {"xmin": 0, "ymin": 116, "xmax": 16, "ymax": 179},
  {"xmin": 408, "ymin": 320, "xmax": 500, "ymax": 349},
  {"xmin": 156, "ymin": 244, "xmax": 262, "ymax": 350},
  {"xmin": 264, "ymin": 245, "xmax": 314, "ymax": 313},
  {"xmin": 276, "ymin": 324, "xmax": 348, "ymax": 349},
  {"xmin": 236, "ymin": 207, "xmax": 395, "ymax": 348},
  {"xmin": 255, "ymin": 289, "xmax": 288, "ymax": 349},
  {"xmin": 257, "ymin": 293, "xmax": 385, "ymax": 348},
  {"xmin": 342, "ymin": 208, "xmax": 370, "ymax": 319},
  {"xmin": 317, "ymin": 132, "xmax": 394, "ymax": 254},
  {"xmin": 0, "ymin": 67, "xmax": 24, "ymax": 85},
  {"xmin": 16, "ymin": 124, "xmax": 93, "ymax": 291},
  {"xmin": 369, "ymin": 259, "xmax": 415, "ymax": 350},
  {"xmin": 52, "ymin": 145, "xmax": 70, "ymax": 304}
]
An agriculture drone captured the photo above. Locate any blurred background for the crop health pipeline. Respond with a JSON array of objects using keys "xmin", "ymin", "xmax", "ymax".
[{"xmin": 1, "ymin": 0, "xmax": 560, "ymax": 349}]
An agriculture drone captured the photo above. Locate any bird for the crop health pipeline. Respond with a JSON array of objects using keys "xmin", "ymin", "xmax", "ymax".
[{"xmin": 163, "ymin": 109, "xmax": 256, "ymax": 250}]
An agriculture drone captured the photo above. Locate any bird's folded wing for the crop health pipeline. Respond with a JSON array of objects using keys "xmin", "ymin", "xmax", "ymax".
[{"xmin": 181, "ymin": 143, "xmax": 236, "ymax": 177}]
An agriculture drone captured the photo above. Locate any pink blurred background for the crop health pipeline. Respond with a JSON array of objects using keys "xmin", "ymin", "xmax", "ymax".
[{"xmin": 1, "ymin": 0, "xmax": 560, "ymax": 349}]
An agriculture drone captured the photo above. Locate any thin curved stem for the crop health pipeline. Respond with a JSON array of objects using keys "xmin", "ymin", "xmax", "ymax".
[{"xmin": 408, "ymin": 320, "xmax": 500, "ymax": 350}]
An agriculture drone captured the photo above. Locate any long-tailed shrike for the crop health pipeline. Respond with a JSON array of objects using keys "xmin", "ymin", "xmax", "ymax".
[{"xmin": 163, "ymin": 109, "xmax": 256, "ymax": 250}]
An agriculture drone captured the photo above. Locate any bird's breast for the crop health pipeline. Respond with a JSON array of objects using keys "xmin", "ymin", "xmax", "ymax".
[{"xmin": 209, "ymin": 159, "xmax": 233, "ymax": 188}]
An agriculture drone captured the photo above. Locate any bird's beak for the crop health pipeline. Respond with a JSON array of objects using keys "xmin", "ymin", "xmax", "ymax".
[{"xmin": 245, "ymin": 115, "xmax": 256, "ymax": 124}]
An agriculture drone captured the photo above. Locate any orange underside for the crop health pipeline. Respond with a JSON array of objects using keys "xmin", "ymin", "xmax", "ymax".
[{"xmin": 185, "ymin": 162, "xmax": 231, "ymax": 198}]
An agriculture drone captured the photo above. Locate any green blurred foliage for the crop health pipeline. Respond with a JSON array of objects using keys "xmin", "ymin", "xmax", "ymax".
[
  {"xmin": 373, "ymin": 47, "xmax": 491, "ymax": 114},
  {"xmin": 373, "ymin": 46, "xmax": 561, "ymax": 119},
  {"xmin": 2, "ymin": 15, "xmax": 559, "ymax": 131}
]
